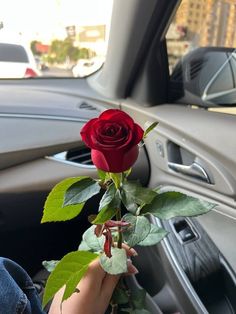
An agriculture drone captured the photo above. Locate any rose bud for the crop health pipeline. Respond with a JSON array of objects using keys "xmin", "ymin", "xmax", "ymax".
[
  {"xmin": 94, "ymin": 224, "xmax": 104, "ymax": 237},
  {"xmin": 80, "ymin": 109, "xmax": 144, "ymax": 173},
  {"xmin": 105, "ymin": 220, "xmax": 130, "ymax": 228},
  {"xmin": 103, "ymin": 230, "xmax": 112, "ymax": 258}
]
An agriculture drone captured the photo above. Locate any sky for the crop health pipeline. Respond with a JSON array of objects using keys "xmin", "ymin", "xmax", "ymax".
[{"xmin": 0, "ymin": 0, "xmax": 113, "ymax": 43}]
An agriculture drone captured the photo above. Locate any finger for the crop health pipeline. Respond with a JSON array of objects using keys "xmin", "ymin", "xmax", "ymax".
[
  {"xmin": 101, "ymin": 273, "xmax": 121, "ymax": 302},
  {"xmin": 80, "ymin": 258, "xmax": 106, "ymax": 290},
  {"xmin": 125, "ymin": 259, "xmax": 139, "ymax": 275},
  {"xmin": 121, "ymin": 243, "xmax": 138, "ymax": 257},
  {"xmin": 87, "ymin": 258, "xmax": 106, "ymax": 277}
]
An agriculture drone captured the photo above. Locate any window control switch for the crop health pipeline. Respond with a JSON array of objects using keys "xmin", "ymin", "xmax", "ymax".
[
  {"xmin": 172, "ymin": 219, "xmax": 198, "ymax": 244},
  {"xmin": 179, "ymin": 227, "xmax": 196, "ymax": 242}
]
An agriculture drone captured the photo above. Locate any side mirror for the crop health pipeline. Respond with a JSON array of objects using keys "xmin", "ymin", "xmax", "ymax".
[{"xmin": 169, "ymin": 47, "xmax": 236, "ymax": 107}]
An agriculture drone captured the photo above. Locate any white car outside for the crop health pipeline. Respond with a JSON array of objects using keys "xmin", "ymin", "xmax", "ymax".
[
  {"xmin": 0, "ymin": 40, "xmax": 40, "ymax": 78},
  {"xmin": 72, "ymin": 57, "xmax": 104, "ymax": 78}
]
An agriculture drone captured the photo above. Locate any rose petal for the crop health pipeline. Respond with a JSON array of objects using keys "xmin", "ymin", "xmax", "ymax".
[
  {"xmin": 132, "ymin": 123, "xmax": 144, "ymax": 145},
  {"xmin": 105, "ymin": 220, "xmax": 130, "ymax": 228},
  {"xmin": 91, "ymin": 149, "xmax": 110, "ymax": 171},
  {"xmin": 99, "ymin": 109, "xmax": 134, "ymax": 129},
  {"xmin": 80, "ymin": 110, "xmax": 143, "ymax": 172},
  {"xmin": 91, "ymin": 120, "xmax": 132, "ymax": 150},
  {"xmin": 80, "ymin": 118, "xmax": 98, "ymax": 148},
  {"xmin": 91, "ymin": 146, "xmax": 139, "ymax": 173}
]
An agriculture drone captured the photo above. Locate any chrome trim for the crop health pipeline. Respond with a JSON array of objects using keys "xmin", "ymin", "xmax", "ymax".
[
  {"xmin": 0, "ymin": 113, "xmax": 89, "ymax": 123},
  {"xmin": 168, "ymin": 161, "xmax": 211, "ymax": 184},
  {"xmin": 45, "ymin": 153, "xmax": 96, "ymax": 169},
  {"xmin": 152, "ymin": 216, "xmax": 208, "ymax": 314}
]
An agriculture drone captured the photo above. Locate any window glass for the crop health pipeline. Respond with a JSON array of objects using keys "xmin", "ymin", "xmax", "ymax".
[
  {"xmin": 167, "ymin": 0, "xmax": 236, "ymax": 73},
  {"xmin": 0, "ymin": 0, "xmax": 113, "ymax": 78},
  {"xmin": 166, "ymin": 0, "xmax": 236, "ymax": 111},
  {"xmin": 0, "ymin": 43, "xmax": 29, "ymax": 62}
]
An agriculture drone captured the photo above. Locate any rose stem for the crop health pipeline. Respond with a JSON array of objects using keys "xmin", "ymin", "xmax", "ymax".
[
  {"xmin": 110, "ymin": 209, "xmax": 123, "ymax": 314},
  {"xmin": 116, "ymin": 209, "xmax": 122, "ymax": 249},
  {"xmin": 111, "ymin": 175, "xmax": 123, "ymax": 314}
]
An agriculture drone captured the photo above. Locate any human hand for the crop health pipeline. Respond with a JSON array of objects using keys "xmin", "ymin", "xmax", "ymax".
[{"xmin": 48, "ymin": 247, "xmax": 138, "ymax": 314}]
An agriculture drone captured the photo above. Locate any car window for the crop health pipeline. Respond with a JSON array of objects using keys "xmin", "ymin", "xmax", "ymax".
[
  {"xmin": 0, "ymin": 0, "xmax": 113, "ymax": 78},
  {"xmin": 166, "ymin": 0, "xmax": 236, "ymax": 113},
  {"xmin": 166, "ymin": 0, "xmax": 236, "ymax": 74},
  {"xmin": 0, "ymin": 43, "xmax": 29, "ymax": 63}
]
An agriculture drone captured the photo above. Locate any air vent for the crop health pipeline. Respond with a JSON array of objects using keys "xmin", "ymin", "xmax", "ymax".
[
  {"xmin": 49, "ymin": 145, "xmax": 95, "ymax": 168},
  {"xmin": 189, "ymin": 58, "xmax": 205, "ymax": 80},
  {"xmin": 78, "ymin": 101, "xmax": 96, "ymax": 110},
  {"xmin": 66, "ymin": 146, "xmax": 93, "ymax": 165}
]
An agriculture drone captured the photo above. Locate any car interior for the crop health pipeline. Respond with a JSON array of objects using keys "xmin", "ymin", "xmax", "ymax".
[{"xmin": 0, "ymin": 0, "xmax": 236, "ymax": 313}]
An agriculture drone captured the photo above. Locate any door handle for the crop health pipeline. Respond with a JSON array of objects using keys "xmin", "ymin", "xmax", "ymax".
[{"xmin": 168, "ymin": 161, "xmax": 211, "ymax": 183}]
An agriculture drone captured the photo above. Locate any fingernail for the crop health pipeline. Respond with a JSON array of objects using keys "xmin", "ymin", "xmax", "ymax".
[
  {"xmin": 129, "ymin": 248, "xmax": 138, "ymax": 256},
  {"xmin": 129, "ymin": 265, "xmax": 139, "ymax": 274},
  {"xmin": 127, "ymin": 260, "xmax": 139, "ymax": 274}
]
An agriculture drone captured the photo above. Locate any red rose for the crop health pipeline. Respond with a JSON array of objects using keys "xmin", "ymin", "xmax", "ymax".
[{"xmin": 80, "ymin": 109, "xmax": 144, "ymax": 173}]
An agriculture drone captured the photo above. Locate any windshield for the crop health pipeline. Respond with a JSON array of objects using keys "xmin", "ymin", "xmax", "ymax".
[{"xmin": 0, "ymin": 0, "xmax": 113, "ymax": 78}]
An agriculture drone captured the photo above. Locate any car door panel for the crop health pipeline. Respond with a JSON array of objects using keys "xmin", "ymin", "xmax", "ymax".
[
  {"xmin": 197, "ymin": 211, "xmax": 236, "ymax": 273},
  {"xmin": 122, "ymin": 103, "xmax": 236, "ymax": 211},
  {"xmin": 122, "ymin": 101, "xmax": 236, "ymax": 266},
  {"xmin": 121, "ymin": 101, "xmax": 236, "ymax": 313}
]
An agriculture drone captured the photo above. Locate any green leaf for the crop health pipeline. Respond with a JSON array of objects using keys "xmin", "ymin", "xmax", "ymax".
[
  {"xmin": 98, "ymin": 184, "xmax": 116, "ymax": 211},
  {"xmin": 142, "ymin": 192, "xmax": 216, "ymax": 219},
  {"xmin": 112, "ymin": 286, "xmax": 129, "ymax": 305},
  {"xmin": 80, "ymin": 225, "xmax": 104, "ymax": 252},
  {"xmin": 138, "ymin": 224, "xmax": 168, "ymax": 246},
  {"xmin": 78, "ymin": 240, "xmax": 91, "ymax": 251},
  {"xmin": 42, "ymin": 177, "xmax": 87, "ymax": 223},
  {"xmin": 42, "ymin": 251, "xmax": 98, "ymax": 307},
  {"xmin": 42, "ymin": 260, "xmax": 59, "ymax": 273},
  {"xmin": 120, "ymin": 308, "xmax": 133, "ymax": 313},
  {"xmin": 123, "ymin": 214, "xmax": 151, "ymax": 247},
  {"xmin": 131, "ymin": 288, "xmax": 146, "ymax": 309},
  {"xmin": 64, "ymin": 177, "xmax": 101, "ymax": 206},
  {"xmin": 131, "ymin": 309, "xmax": 151, "ymax": 314},
  {"xmin": 100, "ymin": 247, "xmax": 127, "ymax": 274},
  {"xmin": 92, "ymin": 206, "xmax": 118, "ymax": 224},
  {"xmin": 92, "ymin": 185, "xmax": 120, "ymax": 224},
  {"xmin": 121, "ymin": 182, "xmax": 157, "ymax": 214},
  {"xmin": 143, "ymin": 122, "xmax": 158, "ymax": 138}
]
